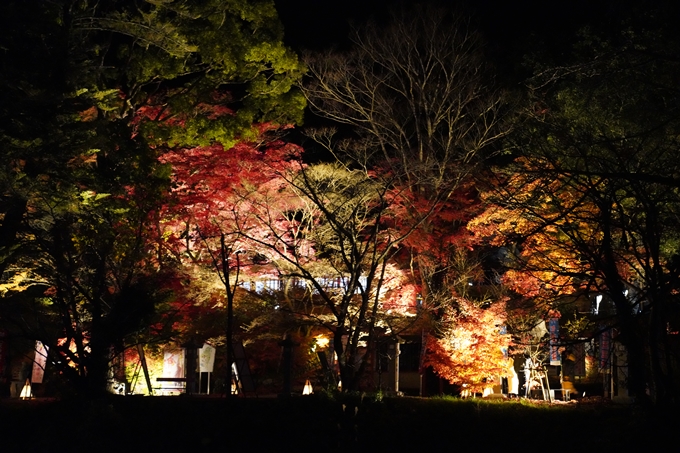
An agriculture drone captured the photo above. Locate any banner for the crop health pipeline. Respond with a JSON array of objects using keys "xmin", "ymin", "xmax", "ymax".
[
  {"xmin": 0, "ymin": 329, "xmax": 8, "ymax": 378},
  {"xmin": 31, "ymin": 341, "xmax": 49, "ymax": 384},
  {"xmin": 162, "ymin": 349, "xmax": 185, "ymax": 389},
  {"xmin": 599, "ymin": 328, "xmax": 611, "ymax": 370},
  {"xmin": 198, "ymin": 344, "xmax": 216, "ymax": 373},
  {"xmin": 573, "ymin": 342, "xmax": 586, "ymax": 377},
  {"xmin": 549, "ymin": 318, "xmax": 561, "ymax": 365}
]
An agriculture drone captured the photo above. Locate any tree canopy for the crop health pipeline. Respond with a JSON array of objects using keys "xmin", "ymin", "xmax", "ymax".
[
  {"xmin": 0, "ymin": 0, "xmax": 305, "ymax": 396},
  {"xmin": 6, "ymin": 0, "xmax": 680, "ymax": 404},
  {"xmin": 470, "ymin": 22, "xmax": 680, "ymax": 403}
]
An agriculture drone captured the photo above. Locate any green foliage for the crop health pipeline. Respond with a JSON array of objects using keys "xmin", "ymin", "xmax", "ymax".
[
  {"xmin": 563, "ymin": 312, "xmax": 595, "ymax": 339},
  {"xmin": 101, "ymin": 0, "xmax": 307, "ymax": 147},
  {"xmin": 0, "ymin": 0, "xmax": 304, "ymax": 396}
]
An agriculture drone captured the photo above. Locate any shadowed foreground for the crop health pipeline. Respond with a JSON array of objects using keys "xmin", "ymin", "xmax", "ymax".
[{"xmin": 0, "ymin": 395, "xmax": 674, "ymax": 452}]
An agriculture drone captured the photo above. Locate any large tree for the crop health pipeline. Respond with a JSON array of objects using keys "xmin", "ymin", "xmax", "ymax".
[
  {"xmin": 301, "ymin": 3, "xmax": 508, "ymax": 310},
  {"xmin": 225, "ymin": 161, "xmax": 422, "ymax": 391},
  {"xmin": 299, "ymin": 4, "xmax": 509, "ymax": 390},
  {"xmin": 470, "ymin": 23, "xmax": 680, "ymax": 404},
  {"xmin": 0, "ymin": 0, "xmax": 304, "ymax": 396}
]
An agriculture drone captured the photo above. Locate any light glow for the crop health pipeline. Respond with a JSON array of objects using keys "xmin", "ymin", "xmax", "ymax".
[
  {"xmin": 20, "ymin": 379, "xmax": 32, "ymax": 399},
  {"xmin": 314, "ymin": 335, "xmax": 329, "ymax": 350},
  {"xmin": 302, "ymin": 379, "xmax": 313, "ymax": 395},
  {"xmin": 594, "ymin": 294, "xmax": 603, "ymax": 315}
]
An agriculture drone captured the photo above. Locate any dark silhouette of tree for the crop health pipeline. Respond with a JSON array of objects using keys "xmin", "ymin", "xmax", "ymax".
[{"xmin": 302, "ymin": 4, "xmax": 506, "ymax": 194}]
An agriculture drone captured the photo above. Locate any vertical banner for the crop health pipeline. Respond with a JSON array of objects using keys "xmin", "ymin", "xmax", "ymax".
[
  {"xmin": 198, "ymin": 344, "xmax": 216, "ymax": 373},
  {"xmin": 599, "ymin": 329, "xmax": 611, "ymax": 370},
  {"xmin": 31, "ymin": 341, "xmax": 49, "ymax": 384},
  {"xmin": 573, "ymin": 342, "xmax": 586, "ymax": 377},
  {"xmin": 500, "ymin": 325, "xmax": 508, "ymax": 359},
  {"xmin": 162, "ymin": 349, "xmax": 185, "ymax": 389},
  {"xmin": 0, "ymin": 329, "xmax": 8, "ymax": 379},
  {"xmin": 418, "ymin": 329, "xmax": 427, "ymax": 375},
  {"xmin": 549, "ymin": 318, "xmax": 561, "ymax": 365}
]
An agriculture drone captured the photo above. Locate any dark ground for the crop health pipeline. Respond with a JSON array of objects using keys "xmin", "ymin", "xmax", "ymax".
[{"xmin": 0, "ymin": 394, "xmax": 676, "ymax": 453}]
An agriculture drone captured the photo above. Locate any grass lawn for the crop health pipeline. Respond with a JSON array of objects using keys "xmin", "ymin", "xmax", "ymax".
[{"xmin": 0, "ymin": 395, "xmax": 675, "ymax": 452}]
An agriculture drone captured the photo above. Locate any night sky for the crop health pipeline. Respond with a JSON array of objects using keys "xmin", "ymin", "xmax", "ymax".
[
  {"xmin": 272, "ymin": 0, "xmax": 676, "ymax": 72},
  {"xmin": 273, "ymin": 0, "xmax": 614, "ymax": 51},
  {"xmin": 270, "ymin": 0, "xmax": 678, "ymax": 155}
]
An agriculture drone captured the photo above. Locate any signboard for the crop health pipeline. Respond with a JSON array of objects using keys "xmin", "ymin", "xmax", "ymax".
[
  {"xmin": 198, "ymin": 344, "xmax": 216, "ymax": 373},
  {"xmin": 162, "ymin": 349, "xmax": 185, "ymax": 389},
  {"xmin": 31, "ymin": 341, "xmax": 48, "ymax": 384}
]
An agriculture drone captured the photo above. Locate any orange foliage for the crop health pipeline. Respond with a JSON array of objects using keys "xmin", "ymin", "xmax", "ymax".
[
  {"xmin": 468, "ymin": 158, "xmax": 601, "ymax": 303},
  {"xmin": 424, "ymin": 299, "xmax": 511, "ymax": 391}
]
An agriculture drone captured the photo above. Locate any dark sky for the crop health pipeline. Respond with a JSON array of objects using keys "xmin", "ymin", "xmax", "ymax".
[
  {"xmin": 271, "ymin": 0, "xmax": 674, "ymax": 147},
  {"xmin": 270, "ymin": 0, "xmax": 612, "ymax": 151},
  {"xmin": 272, "ymin": 0, "xmax": 680, "ymax": 90},
  {"xmin": 273, "ymin": 0, "xmax": 615, "ymax": 52},
  {"xmin": 271, "ymin": 0, "xmax": 635, "ymax": 90}
]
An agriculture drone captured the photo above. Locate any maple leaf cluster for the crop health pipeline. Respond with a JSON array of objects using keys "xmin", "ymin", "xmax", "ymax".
[
  {"xmin": 423, "ymin": 299, "xmax": 511, "ymax": 391},
  {"xmin": 468, "ymin": 159, "xmax": 600, "ymax": 304},
  {"xmin": 159, "ymin": 130, "xmax": 302, "ymax": 251}
]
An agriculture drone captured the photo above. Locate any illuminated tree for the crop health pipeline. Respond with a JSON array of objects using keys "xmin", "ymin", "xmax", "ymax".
[
  {"xmin": 424, "ymin": 298, "xmax": 510, "ymax": 393},
  {"xmin": 158, "ymin": 129, "xmax": 304, "ymax": 394},
  {"xmin": 0, "ymin": 0, "xmax": 304, "ymax": 396},
  {"xmin": 225, "ymin": 162, "xmax": 426, "ymax": 391},
  {"xmin": 417, "ymin": 245, "xmax": 511, "ymax": 393},
  {"xmin": 470, "ymin": 24, "xmax": 680, "ymax": 403},
  {"xmin": 301, "ymin": 5, "xmax": 509, "ymax": 337}
]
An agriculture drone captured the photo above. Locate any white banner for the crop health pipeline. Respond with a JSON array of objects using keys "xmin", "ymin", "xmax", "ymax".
[
  {"xmin": 162, "ymin": 349, "xmax": 185, "ymax": 388},
  {"xmin": 31, "ymin": 341, "xmax": 48, "ymax": 384},
  {"xmin": 199, "ymin": 344, "xmax": 216, "ymax": 373}
]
